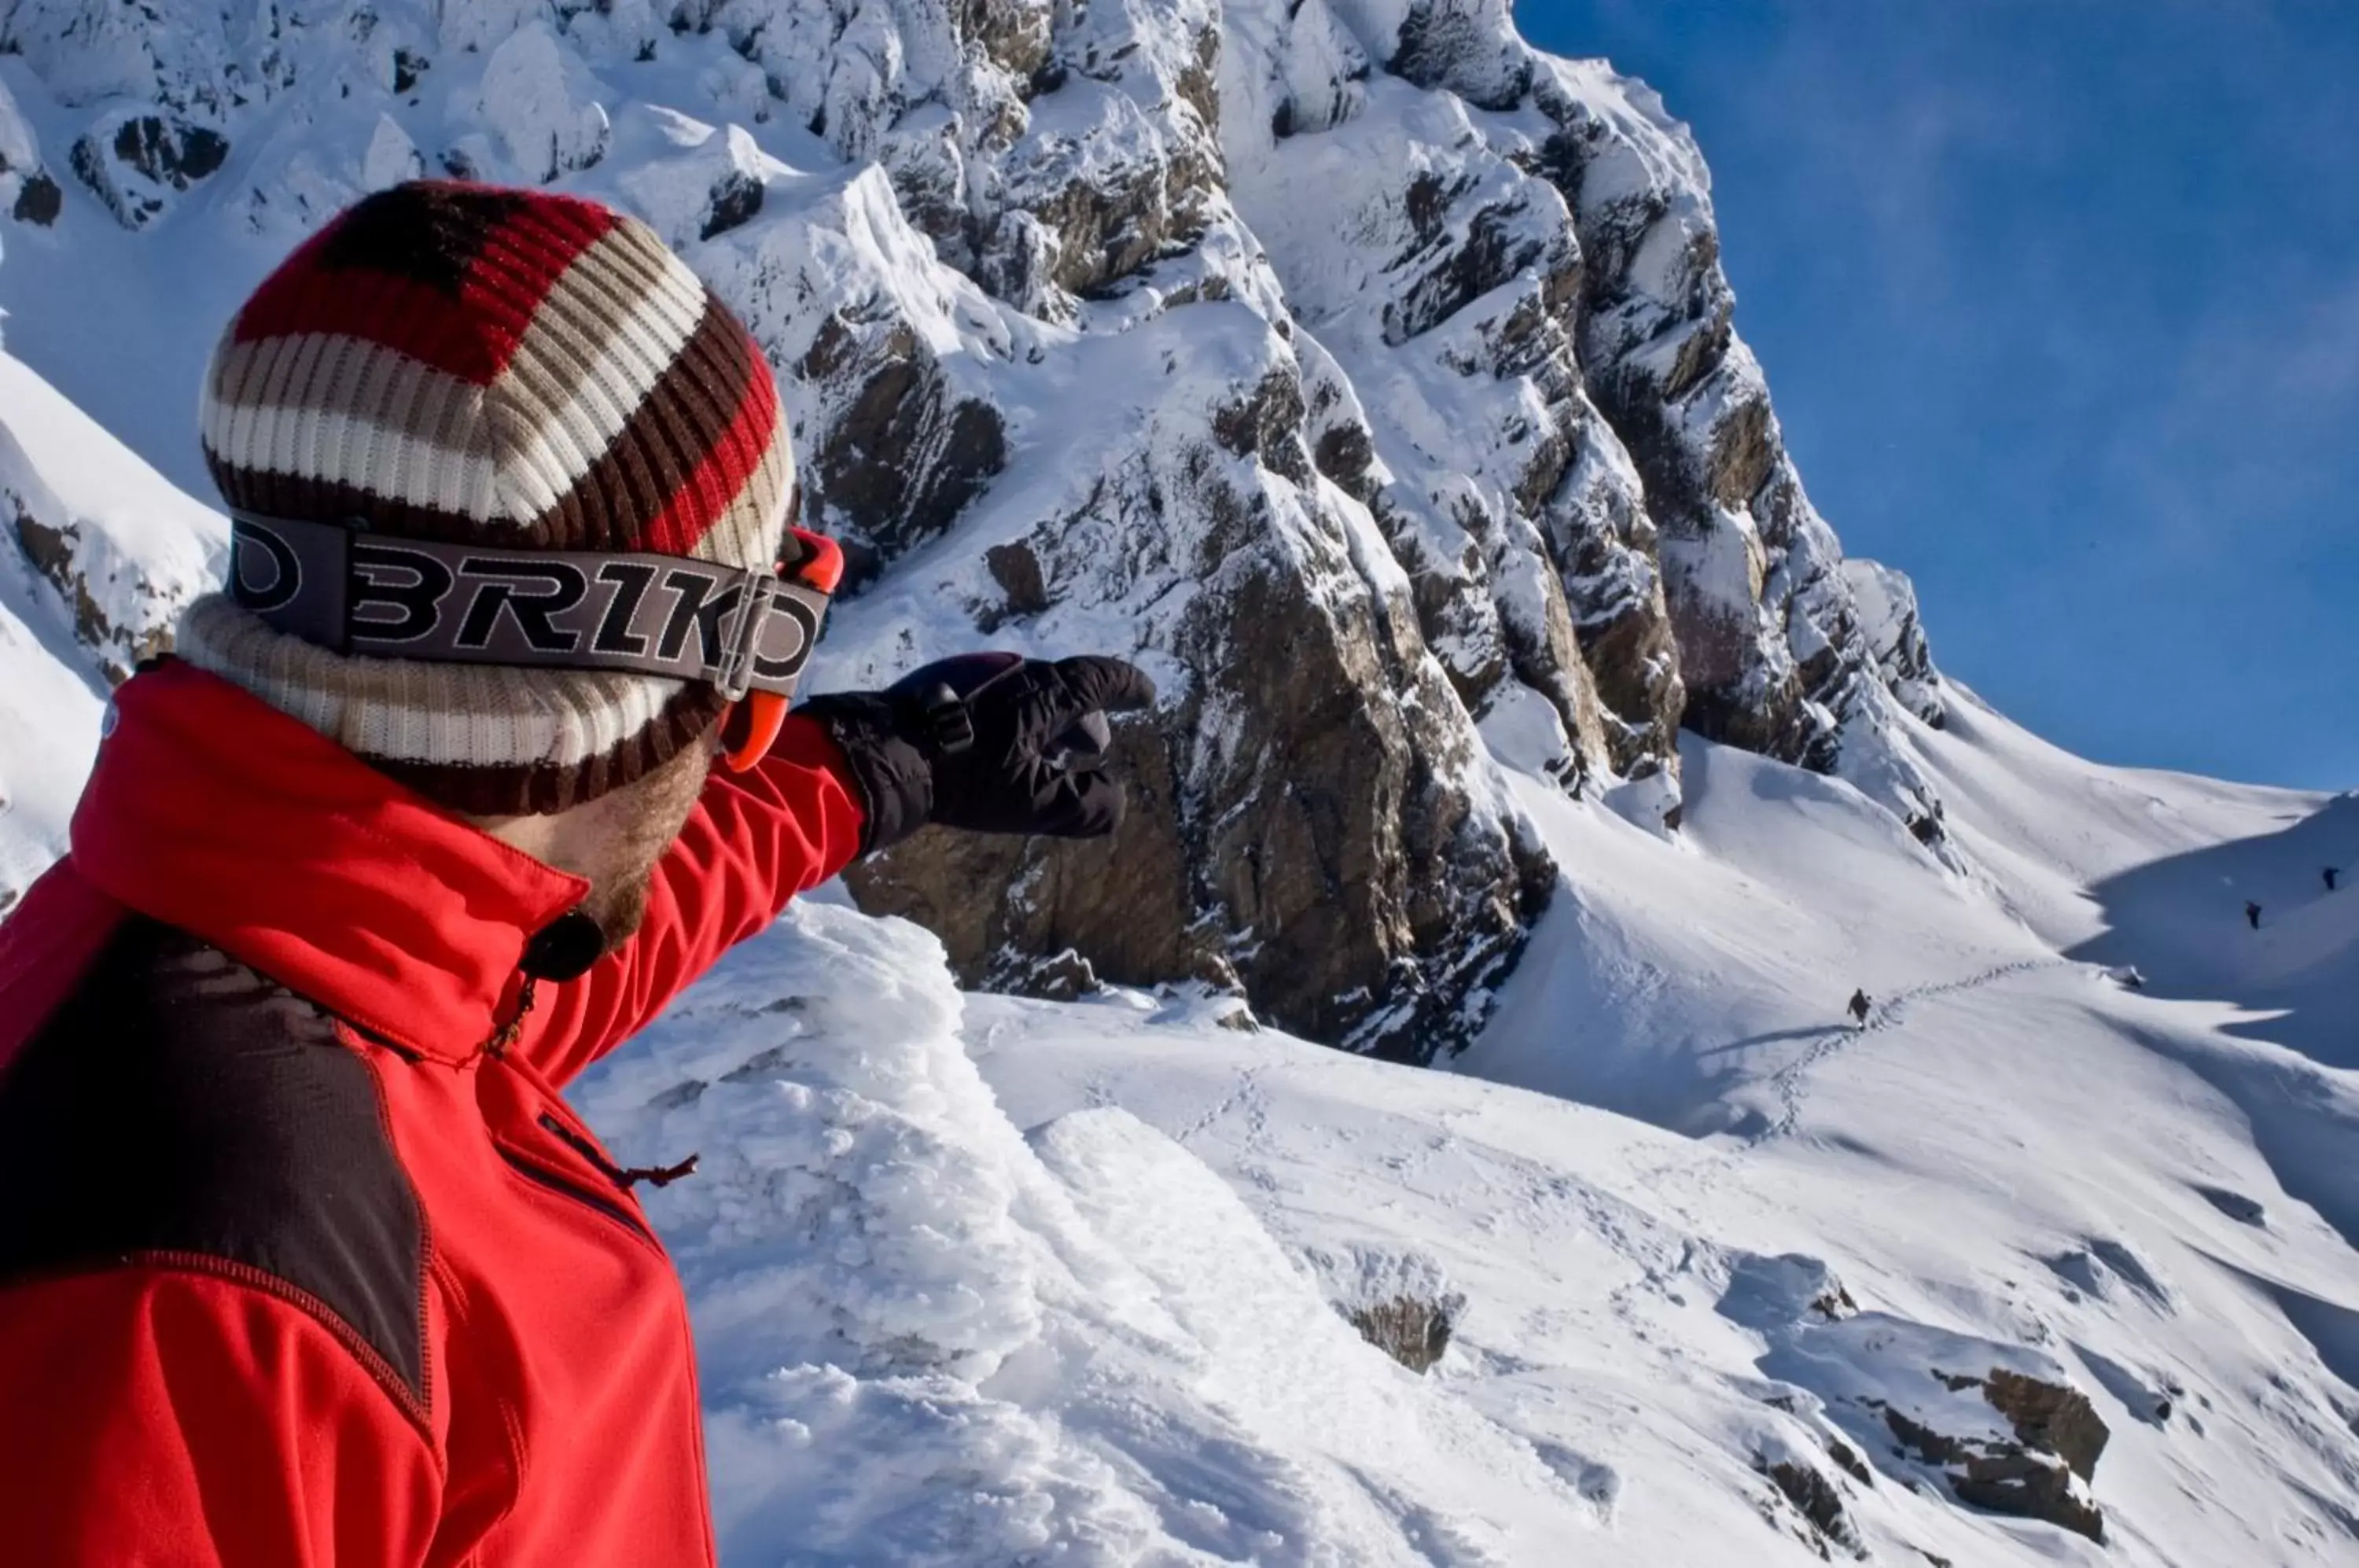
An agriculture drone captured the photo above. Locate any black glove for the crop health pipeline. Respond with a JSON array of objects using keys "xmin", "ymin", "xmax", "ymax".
[{"xmin": 797, "ymin": 653, "xmax": 1157, "ymax": 853}]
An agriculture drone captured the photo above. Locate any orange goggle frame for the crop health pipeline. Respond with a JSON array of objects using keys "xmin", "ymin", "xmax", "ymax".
[{"xmin": 720, "ymin": 528, "xmax": 845, "ymax": 772}]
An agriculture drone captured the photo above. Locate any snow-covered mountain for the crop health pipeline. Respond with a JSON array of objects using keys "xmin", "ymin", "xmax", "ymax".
[
  {"xmin": 1, "ymin": 2, "xmax": 2355, "ymax": 1562},
  {"xmin": 0, "ymin": 0, "xmax": 1959, "ymax": 1056}
]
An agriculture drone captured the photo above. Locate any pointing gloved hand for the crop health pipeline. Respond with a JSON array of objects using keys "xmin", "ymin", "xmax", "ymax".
[{"xmin": 795, "ymin": 653, "xmax": 1158, "ymax": 853}]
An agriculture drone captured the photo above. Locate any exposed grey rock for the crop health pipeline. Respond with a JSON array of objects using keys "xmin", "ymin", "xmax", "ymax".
[
  {"xmin": 699, "ymin": 162, "xmax": 763, "ymax": 238},
  {"xmin": 1866, "ymin": 1364, "xmax": 2108, "ymax": 1540},
  {"xmin": 11, "ymin": 172, "xmax": 61, "ymax": 226},
  {"xmin": 2195, "ymin": 1185, "xmax": 2268, "ymax": 1227},
  {"xmin": 1731, "ymin": 1258, "xmax": 2111, "ymax": 1546},
  {"xmin": 1301, "ymin": 1243, "xmax": 1467, "ymax": 1372},
  {"xmin": 792, "ymin": 309, "xmax": 1007, "ymax": 583},
  {"xmin": 0, "ymin": 77, "xmax": 61, "ymax": 227},
  {"xmin": 1758, "ymin": 1456, "xmax": 1863, "ymax": 1555},
  {"xmin": 973, "ymin": 5, "xmax": 1222, "ymax": 318},
  {"xmin": 1883, "ymin": 1381, "xmax": 2110, "ymax": 1543},
  {"xmin": 845, "ymin": 335, "xmax": 1551, "ymax": 1060},
  {"xmin": 9, "ymin": 508, "xmax": 158, "ymax": 678},
  {"xmin": 1539, "ymin": 400, "xmax": 1683, "ymax": 770},
  {"xmin": 70, "ymin": 109, "xmax": 228, "ymax": 229},
  {"xmin": 1982, "ymin": 1367, "xmax": 2111, "ymax": 1482},
  {"xmin": 1342, "ymin": 1294, "xmax": 1457, "ymax": 1373}
]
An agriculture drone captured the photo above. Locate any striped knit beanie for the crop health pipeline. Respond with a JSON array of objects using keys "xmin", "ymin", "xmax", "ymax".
[{"xmin": 176, "ymin": 180, "xmax": 796, "ymax": 816}]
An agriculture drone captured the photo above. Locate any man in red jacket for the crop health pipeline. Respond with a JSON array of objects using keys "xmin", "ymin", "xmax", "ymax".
[{"xmin": 0, "ymin": 182, "xmax": 1150, "ymax": 1566}]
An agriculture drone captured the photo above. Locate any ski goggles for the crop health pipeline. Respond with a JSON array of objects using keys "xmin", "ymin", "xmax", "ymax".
[{"xmin": 226, "ymin": 510, "xmax": 844, "ymax": 774}]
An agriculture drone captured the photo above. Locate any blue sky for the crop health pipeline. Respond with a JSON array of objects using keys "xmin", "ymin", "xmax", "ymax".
[{"xmin": 1519, "ymin": 1, "xmax": 2359, "ymax": 790}]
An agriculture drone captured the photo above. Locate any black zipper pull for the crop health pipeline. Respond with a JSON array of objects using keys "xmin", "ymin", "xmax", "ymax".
[
  {"xmin": 617, "ymin": 1153, "xmax": 701, "ymax": 1189},
  {"xmin": 539, "ymin": 1113, "xmax": 698, "ymax": 1191}
]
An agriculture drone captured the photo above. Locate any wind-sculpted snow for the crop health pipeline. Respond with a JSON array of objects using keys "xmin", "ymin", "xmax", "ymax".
[
  {"xmin": 576, "ymin": 893, "xmax": 2169, "ymax": 1564},
  {"xmin": 572, "ymin": 900, "xmax": 1617, "ymax": 1563},
  {"xmin": 0, "ymin": 0, "xmax": 1963, "ymax": 1052}
]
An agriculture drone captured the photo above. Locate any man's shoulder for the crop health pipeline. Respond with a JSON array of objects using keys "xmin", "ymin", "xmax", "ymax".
[{"xmin": 0, "ymin": 918, "xmax": 428, "ymax": 1412}]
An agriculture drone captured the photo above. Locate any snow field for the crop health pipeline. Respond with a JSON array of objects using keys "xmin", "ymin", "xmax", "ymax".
[
  {"xmin": 970, "ymin": 695, "xmax": 2359, "ymax": 1565},
  {"xmin": 567, "ymin": 674, "xmax": 2359, "ymax": 1567},
  {"xmin": 576, "ymin": 901, "xmax": 1619, "ymax": 1565}
]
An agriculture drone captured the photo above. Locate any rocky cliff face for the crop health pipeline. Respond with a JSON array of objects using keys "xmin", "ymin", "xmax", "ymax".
[{"xmin": 0, "ymin": 0, "xmax": 1952, "ymax": 1058}]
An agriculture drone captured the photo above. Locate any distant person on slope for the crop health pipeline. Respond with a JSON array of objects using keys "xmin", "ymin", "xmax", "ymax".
[
  {"xmin": 1847, "ymin": 988, "xmax": 1871, "ymax": 1025},
  {"xmin": 2246, "ymin": 900, "xmax": 2264, "ymax": 929},
  {"xmin": 2327, "ymin": 866, "xmax": 2341, "ymax": 892},
  {"xmin": 0, "ymin": 183, "xmax": 1153, "ymax": 1567}
]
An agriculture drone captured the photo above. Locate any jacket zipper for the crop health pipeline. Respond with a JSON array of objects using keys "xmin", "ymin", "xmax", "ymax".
[
  {"xmin": 495, "ymin": 1136, "xmax": 660, "ymax": 1247},
  {"xmin": 536, "ymin": 1110, "xmax": 700, "ymax": 1192}
]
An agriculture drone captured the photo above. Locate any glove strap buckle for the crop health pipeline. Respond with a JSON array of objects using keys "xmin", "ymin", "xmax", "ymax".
[{"xmin": 916, "ymin": 683, "xmax": 975, "ymax": 756}]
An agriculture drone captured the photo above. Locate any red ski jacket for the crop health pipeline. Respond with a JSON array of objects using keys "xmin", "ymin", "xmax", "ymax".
[{"xmin": 0, "ymin": 660, "xmax": 866, "ymax": 1566}]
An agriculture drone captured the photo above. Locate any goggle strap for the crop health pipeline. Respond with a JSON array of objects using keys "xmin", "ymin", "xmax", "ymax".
[{"xmin": 225, "ymin": 511, "xmax": 833, "ymax": 701}]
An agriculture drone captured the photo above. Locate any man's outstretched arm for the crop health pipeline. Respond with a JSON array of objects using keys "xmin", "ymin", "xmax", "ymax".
[
  {"xmin": 515, "ymin": 712, "xmax": 866, "ymax": 1087},
  {"xmin": 516, "ymin": 655, "xmax": 1156, "ymax": 1088}
]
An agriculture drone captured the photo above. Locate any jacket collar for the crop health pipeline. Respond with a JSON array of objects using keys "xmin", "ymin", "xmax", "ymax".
[{"xmin": 70, "ymin": 661, "xmax": 590, "ymax": 1062}]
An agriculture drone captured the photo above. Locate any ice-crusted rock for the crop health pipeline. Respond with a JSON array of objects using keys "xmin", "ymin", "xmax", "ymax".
[
  {"xmin": 0, "ymin": 351, "xmax": 225, "ymax": 904},
  {"xmin": 831, "ymin": 304, "xmax": 1552, "ymax": 1060},
  {"xmin": 68, "ymin": 108, "xmax": 229, "ymax": 229},
  {"xmin": 1754, "ymin": 1442, "xmax": 1864, "ymax": 1558},
  {"xmin": 1225, "ymin": 71, "xmax": 1633, "ymax": 783},
  {"xmin": 684, "ymin": 0, "xmax": 1219, "ymax": 322},
  {"xmin": 1845, "ymin": 557, "xmax": 1945, "ymax": 727},
  {"xmin": 1221, "ymin": 0, "xmax": 1947, "ymax": 815},
  {"xmin": 673, "ymin": 150, "xmax": 1013, "ymax": 584},
  {"xmin": 0, "ymin": 0, "xmax": 241, "ymax": 117},
  {"xmin": 0, "ymin": 364, "xmax": 223, "ymax": 685},
  {"xmin": 614, "ymin": 112, "xmax": 768, "ymax": 244},
  {"xmin": 359, "ymin": 113, "xmax": 425, "ymax": 192},
  {"xmin": 476, "ymin": 22, "xmax": 611, "ymax": 183},
  {"xmin": 1553, "ymin": 88, "xmax": 1824, "ymax": 754},
  {"xmin": 0, "ymin": 79, "xmax": 61, "ymax": 227},
  {"xmin": 1220, "ymin": 9, "xmax": 1688, "ymax": 777},
  {"xmin": 1728, "ymin": 1255, "xmax": 2114, "ymax": 1544}
]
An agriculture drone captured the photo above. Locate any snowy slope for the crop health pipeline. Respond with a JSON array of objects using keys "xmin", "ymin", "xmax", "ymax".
[
  {"xmin": 0, "ymin": 528, "xmax": 101, "ymax": 905},
  {"xmin": 567, "ymin": 690, "xmax": 2359, "ymax": 1566},
  {"xmin": 0, "ymin": 350, "xmax": 224, "ymax": 904}
]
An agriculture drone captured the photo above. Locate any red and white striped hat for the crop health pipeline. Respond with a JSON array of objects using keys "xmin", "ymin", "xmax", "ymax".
[{"xmin": 177, "ymin": 181, "xmax": 797, "ymax": 815}]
